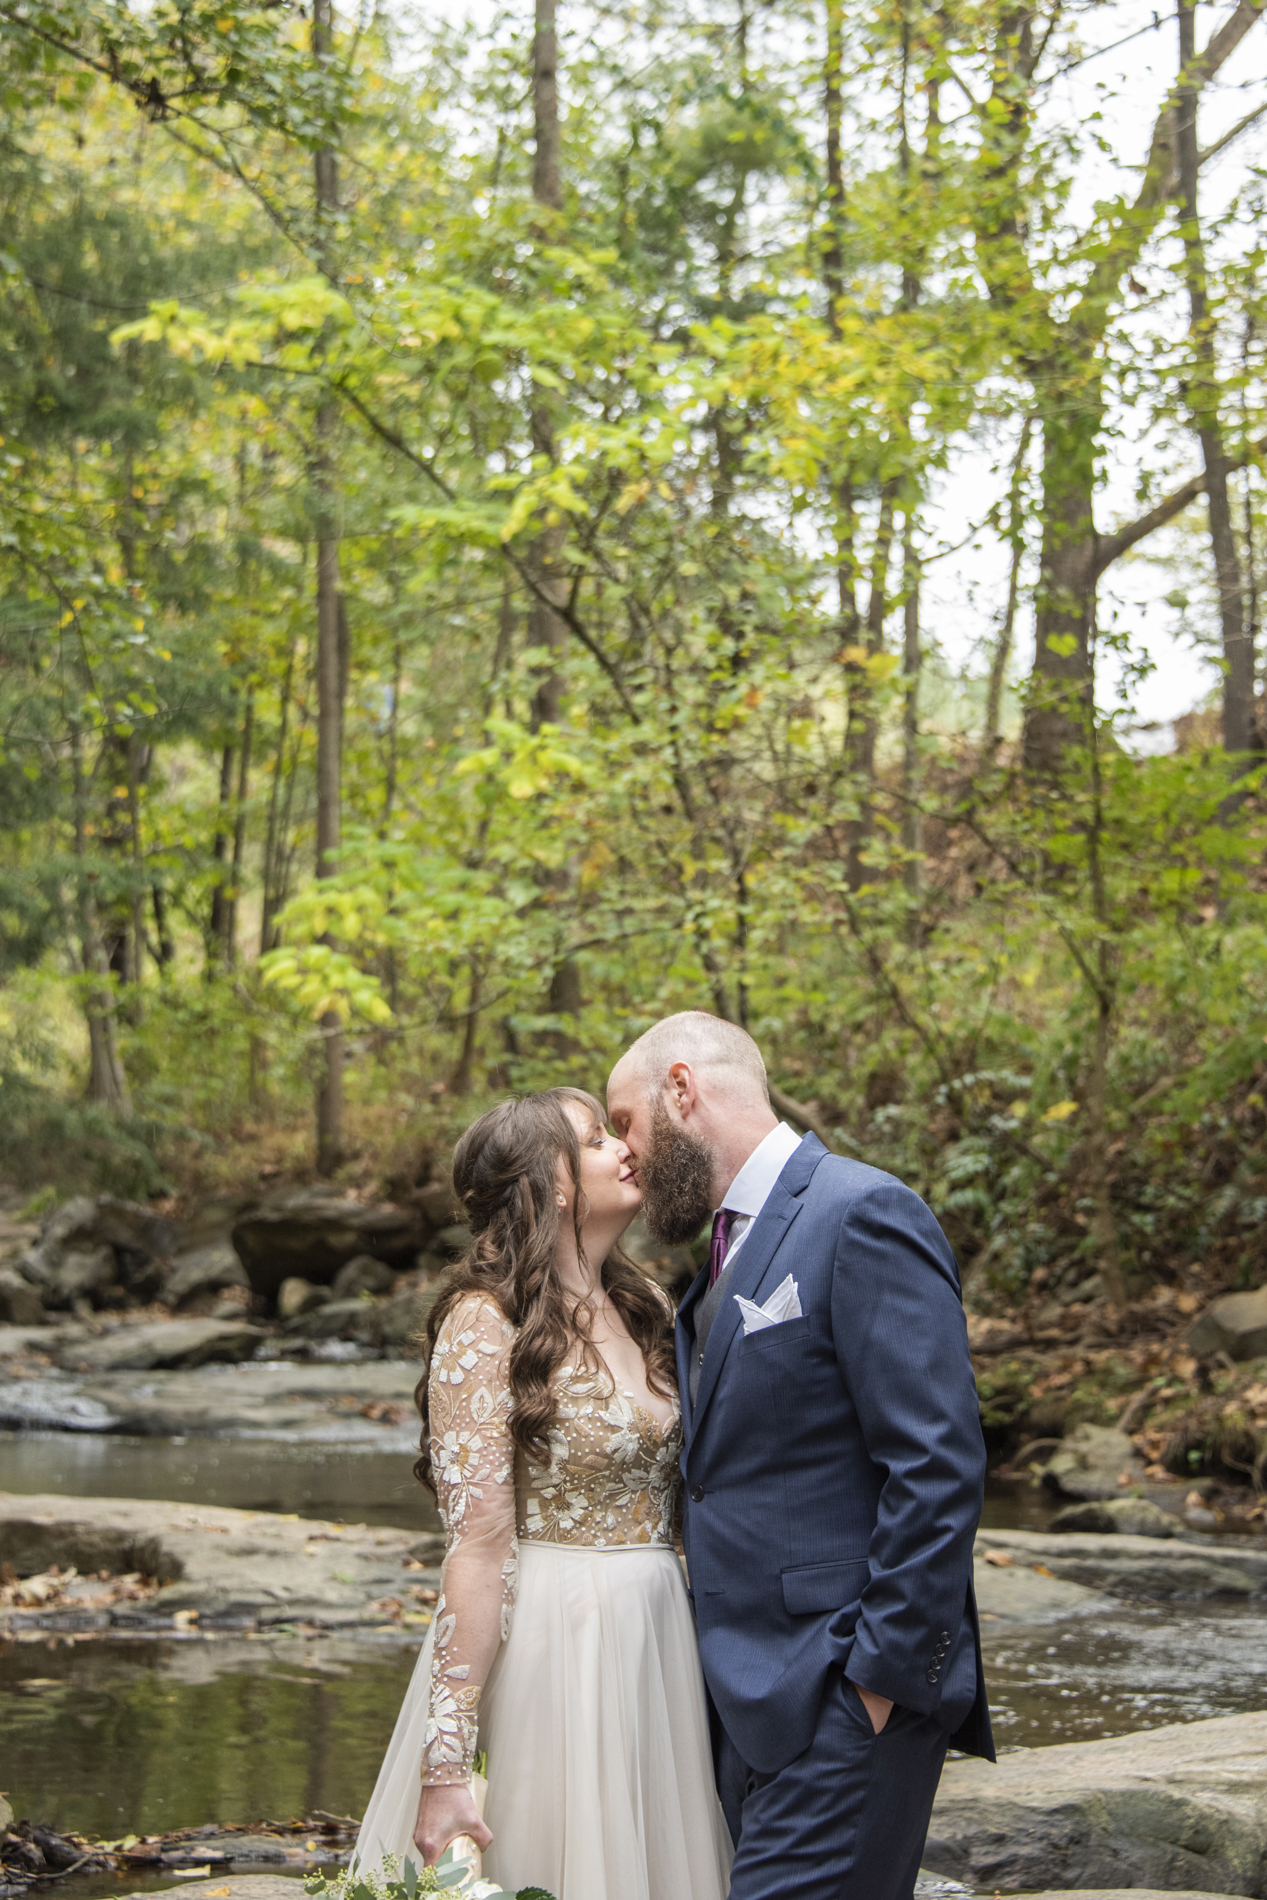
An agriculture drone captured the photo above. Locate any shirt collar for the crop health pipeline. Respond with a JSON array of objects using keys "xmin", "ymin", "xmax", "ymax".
[{"xmin": 721, "ymin": 1121, "xmax": 804, "ymax": 1220}]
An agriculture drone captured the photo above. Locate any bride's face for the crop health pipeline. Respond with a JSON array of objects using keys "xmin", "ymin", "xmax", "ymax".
[{"xmin": 558, "ymin": 1104, "xmax": 642, "ymax": 1228}]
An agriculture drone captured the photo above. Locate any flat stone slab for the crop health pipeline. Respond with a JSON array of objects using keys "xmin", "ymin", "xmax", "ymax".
[
  {"xmin": 0, "ymin": 1354, "xmax": 423, "ymax": 1440},
  {"xmin": 975, "ymin": 1527, "xmax": 1267, "ymax": 1600},
  {"xmin": 60, "ymin": 1318, "xmax": 266, "ymax": 1373},
  {"xmin": 0, "ymin": 1491, "xmax": 443, "ymax": 1633},
  {"xmin": 973, "ymin": 1555, "xmax": 1108, "ymax": 1622},
  {"xmin": 121, "ymin": 1881, "xmax": 305, "ymax": 1900},
  {"xmin": 927, "ymin": 1710, "xmax": 1267, "ymax": 1894}
]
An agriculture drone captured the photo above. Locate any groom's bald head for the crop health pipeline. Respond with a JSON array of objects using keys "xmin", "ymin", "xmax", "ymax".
[
  {"xmin": 611, "ymin": 1010, "xmax": 769, "ymax": 1109},
  {"xmin": 607, "ymin": 1012, "xmax": 777, "ymax": 1241}
]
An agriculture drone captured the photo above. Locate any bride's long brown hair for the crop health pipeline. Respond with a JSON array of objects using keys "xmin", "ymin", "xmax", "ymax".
[{"xmin": 414, "ymin": 1087, "xmax": 677, "ymax": 1493}]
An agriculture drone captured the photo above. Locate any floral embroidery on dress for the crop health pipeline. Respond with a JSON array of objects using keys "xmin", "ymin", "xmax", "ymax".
[{"xmin": 421, "ymin": 1290, "xmax": 681, "ymax": 1784}]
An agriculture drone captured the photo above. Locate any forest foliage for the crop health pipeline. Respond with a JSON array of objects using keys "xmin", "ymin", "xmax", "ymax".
[{"xmin": 2, "ymin": 0, "xmax": 1267, "ymax": 1311}]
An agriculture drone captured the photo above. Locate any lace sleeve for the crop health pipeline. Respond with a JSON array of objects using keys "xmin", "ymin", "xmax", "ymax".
[{"xmin": 421, "ymin": 1293, "xmax": 519, "ymax": 1785}]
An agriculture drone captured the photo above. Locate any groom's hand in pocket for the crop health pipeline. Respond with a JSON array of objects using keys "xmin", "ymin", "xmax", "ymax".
[
  {"xmin": 413, "ymin": 1783, "xmax": 493, "ymax": 1866},
  {"xmin": 848, "ymin": 1680, "xmax": 894, "ymax": 1734}
]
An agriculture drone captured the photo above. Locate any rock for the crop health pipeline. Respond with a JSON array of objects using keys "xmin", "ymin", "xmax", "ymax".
[
  {"xmin": 925, "ymin": 1711, "xmax": 1267, "ymax": 1894},
  {"xmin": 1188, "ymin": 1283, "xmax": 1267, "ymax": 1360},
  {"xmin": 430, "ymin": 1223, "xmax": 472, "ymax": 1258},
  {"xmin": 120, "ymin": 1878, "xmax": 327, "ymax": 1900},
  {"xmin": 415, "ymin": 1180, "xmax": 460, "ymax": 1226},
  {"xmin": 0, "ymin": 1357, "xmax": 423, "ymax": 1439},
  {"xmin": 973, "ymin": 1554, "xmax": 1108, "ymax": 1621},
  {"xmin": 283, "ymin": 1295, "xmax": 369, "ymax": 1339},
  {"xmin": 0, "ymin": 1793, "xmax": 12, "ymax": 1831},
  {"xmin": 276, "ymin": 1277, "xmax": 332, "ymax": 1322},
  {"xmin": 0, "ymin": 1379, "xmax": 118, "ymax": 1432},
  {"xmin": 966, "ymin": 1314, "xmax": 1031, "ymax": 1355},
  {"xmin": 974, "ymin": 1527, "xmax": 1267, "ymax": 1601},
  {"xmin": 374, "ymin": 1282, "xmax": 440, "ymax": 1352},
  {"xmin": 1052, "ymin": 1498, "xmax": 1182, "ymax": 1538},
  {"xmin": 231, "ymin": 1189, "xmax": 429, "ymax": 1301},
  {"xmin": 1014, "ymin": 1892, "xmax": 1232, "ymax": 1899},
  {"xmin": 17, "ymin": 1195, "xmax": 179, "ymax": 1311},
  {"xmin": 1042, "ymin": 1423, "xmax": 1148, "ymax": 1501},
  {"xmin": 59, "ymin": 1318, "xmax": 265, "ymax": 1373},
  {"xmin": 331, "ymin": 1253, "xmax": 397, "ymax": 1300},
  {"xmin": 52, "ymin": 1245, "xmax": 116, "ymax": 1306},
  {"xmin": 0, "ymin": 1492, "xmax": 442, "ymax": 1632},
  {"xmin": 165, "ymin": 1241, "xmax": 250, "ymax": 1309},
  {"xmin": 0, "ymin": 1267, "xmax": 45, "ymax": 1326}
]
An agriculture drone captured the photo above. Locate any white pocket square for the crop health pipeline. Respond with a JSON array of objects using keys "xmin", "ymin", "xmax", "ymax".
[{"xmin": 735, "ymin": 1273, "xmax": 802, "ymax": 1335}]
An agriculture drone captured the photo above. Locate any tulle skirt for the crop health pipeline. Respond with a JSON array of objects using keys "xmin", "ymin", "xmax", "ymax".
[{"xmin": 355, "ymin": 1541, "xmax": 733, "ymax": 1900}]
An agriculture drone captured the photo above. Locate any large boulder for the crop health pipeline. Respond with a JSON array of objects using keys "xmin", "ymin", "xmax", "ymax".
[
  {"xmin": 231, "ymin": 1189, "xmax": 430, "ymax": 1302},
  {"xmin": 0, "ymin": 1267, "xmax": 45, "ymax": 1326},
  {"xmin": 331, "ymin": 1253, "xmax": 397, "ymax": 1300},
  {"xmin": 276, "ymin": 1277, "xmax": 332, "ymax": 1322},
  {"xmin": 1041, "ymin": 1424, "xmax": 1148, "ymax": 1501},
  {"xmin": 1052, "ymin": 1498, "xmax": 1181, "ymax": 1538},
  {"xmin": 58, "ymin": 1317, "xmax": 265, "ymax": 1372},
  {"xmin": 1188, "ymin": 1284, "xmax": 1267, "ymax": 1361},
  {"xmin": 18, "ymin": 1194, "xmax": 181, "ymax": 1310},
  {"xmin": 926, "ymin": 1711, "xmax": 1267, "ymax": 1894},
  {"xmin": 164, "ymin": 1241, "xmax": 250, "ymax": 1309}
]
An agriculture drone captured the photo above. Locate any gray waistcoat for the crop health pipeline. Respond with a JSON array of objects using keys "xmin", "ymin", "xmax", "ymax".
[{"xmin": 688, "ymin": 1249, "xmax": 744, "ymax": 1407}]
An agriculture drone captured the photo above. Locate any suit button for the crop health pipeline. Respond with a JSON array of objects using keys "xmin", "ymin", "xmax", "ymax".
[
  {"xmin": 940, "ymin": 1629, "xmax": 950, "ymax": 1641},
  {"xmin": 691, "ymin": 1485, "xmax": 705, "ymax": 1502},
  {"xmin": 926, "ymin": 1669, "xmax": 940, "ymax": 1684}
]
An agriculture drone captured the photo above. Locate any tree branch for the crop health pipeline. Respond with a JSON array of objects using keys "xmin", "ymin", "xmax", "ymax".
[
  {"xmin": 1094, "ymin": 431, "xmax": 1267, "ymax": 576},
  {"xmin": 333, "ymin": 380, "xmax": 641, "ymax": 721},
  {"xmin": 767, "ymin": 1083, "xmax": 860, "ymax": 1154}
]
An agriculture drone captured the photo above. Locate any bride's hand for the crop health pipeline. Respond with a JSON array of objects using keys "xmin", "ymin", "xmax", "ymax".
[{"xmin": 412, "ymin": 1783, "xmax": 493, "ymax": 1867}]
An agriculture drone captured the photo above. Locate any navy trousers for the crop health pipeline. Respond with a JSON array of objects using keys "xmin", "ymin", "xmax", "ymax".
[{"xmin": 716, "ymin": 1676, "xmax": 949, "ymax": 1900}]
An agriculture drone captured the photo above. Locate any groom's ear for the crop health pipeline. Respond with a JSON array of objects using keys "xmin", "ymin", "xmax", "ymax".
[{"xmin": 667, "ymin": 1060, "xmax": 696, "ymax": 1119}]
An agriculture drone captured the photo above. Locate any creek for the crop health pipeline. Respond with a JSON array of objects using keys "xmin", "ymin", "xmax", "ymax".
[{"xmin": 3, "ymin": 1433, "xmax": 1266, "ymax": 1860}]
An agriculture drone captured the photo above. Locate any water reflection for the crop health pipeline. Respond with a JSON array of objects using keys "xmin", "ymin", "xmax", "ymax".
[
  {"xmin": 981, "ymin": 1602, "xmax": 1267, "ymax": 1744},
  {"xmin": 1, "ymin": 1632, "xmax": 419, "ymax": 1837},
  {"xmin": 0, "ymin": 1434, "xmax": 440, "ymax": 1534}
]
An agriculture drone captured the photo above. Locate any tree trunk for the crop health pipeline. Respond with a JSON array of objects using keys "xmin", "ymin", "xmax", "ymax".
[
  {"xmin": 1177, "ymin": 1, "xmax": 1253, "ymax": 759},
  {"xmin": 1022, "ymin": 412, "xmax": 1100, "ymax": 775},
  {"xmin": 529, "ymin": 0, "xmax": 579, "ymax": 1035},
  {"xmin": 126, "ymin": 733, "xmax": 147, "ymax": 988},
  {"xmin": 208, "ymin": 740, "xmax": 235, "ymax": 965},
  {"xmin": 900, "ymin": 514, "xmax": 921, "ymax": 910},
  {"xmin": 261, "ymin": 630, "xmax": 298, "ymax": 956},
  {"xmin": 986, "ymin": 414, "xmax": 1034, "ymax": 743},
  {"xmin": 528, "ymin": 0, "xmax": 568, "ymax": 732},
  {"xmin": 72, "ymin": 726, "xmax": 131, "ymax": 1114},
  {"xmin": 1085, "ymin": 715, "xmax": 1126, "ymax": 1306},
  {"xmin": 227, "ymin": 682, "xmax": 253, "ymax": 969},
  {"xmin": 314, "ymin": 0, "xmax": 343, "ymax": 1175},
  {"xmin": 844, "ymin": 485, "xmax": 895, "ymax": 888}
]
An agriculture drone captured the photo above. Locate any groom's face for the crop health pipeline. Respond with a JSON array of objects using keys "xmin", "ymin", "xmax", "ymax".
[{"xmin": 612, "ymin": 1085, "xmax": 715, "ymax": 1246}]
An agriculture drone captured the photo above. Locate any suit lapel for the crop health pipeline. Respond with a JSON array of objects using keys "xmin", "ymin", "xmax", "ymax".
[
  {"xmin": 690, "ymin": 1133, "xmax": 827, "ymax": 1434},
  {"xmin": 675, "ymin": 1264, "xmax": 708, "ymax": 1437}
]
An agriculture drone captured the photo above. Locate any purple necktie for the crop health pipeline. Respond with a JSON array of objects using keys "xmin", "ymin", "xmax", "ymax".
[{"xmin": 708, "ymin": 1208, "xmax": 736, "ymax": 1288}]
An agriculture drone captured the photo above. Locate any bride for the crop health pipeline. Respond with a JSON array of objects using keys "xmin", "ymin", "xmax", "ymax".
[{"xmin": 355, "ymin": 1087, "xmax": 733, "ymax": 1900}]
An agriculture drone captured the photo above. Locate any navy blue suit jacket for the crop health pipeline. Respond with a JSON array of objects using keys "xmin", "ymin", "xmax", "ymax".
[{"xmin": 676, "ymin": 1134, "xmax": 994, "ymax": 1776}]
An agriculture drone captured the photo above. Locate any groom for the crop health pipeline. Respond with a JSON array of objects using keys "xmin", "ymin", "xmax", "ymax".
[{"xmin": 607, "ymin": 1012, "xmax": 993, "ymax": 1900}]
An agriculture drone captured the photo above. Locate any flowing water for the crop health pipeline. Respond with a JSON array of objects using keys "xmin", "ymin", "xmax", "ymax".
[{"xmin": 3, "ymin": 1434, "xmax": 1266, "ymax": 1861}]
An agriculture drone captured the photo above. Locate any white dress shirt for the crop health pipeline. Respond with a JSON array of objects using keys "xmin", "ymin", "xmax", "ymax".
[{"xmin": 718, "ymin": 1121, "xmax": 804, "ymax": 1266}]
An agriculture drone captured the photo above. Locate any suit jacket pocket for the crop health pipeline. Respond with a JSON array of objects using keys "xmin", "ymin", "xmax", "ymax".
[
  {"xmin": 781, "ymin": 1557, "xmax": 870, "ymax": 1615},
  {"xmin": 738, "ymin": 1313, "xmax": 812, "ymax": 1354}
]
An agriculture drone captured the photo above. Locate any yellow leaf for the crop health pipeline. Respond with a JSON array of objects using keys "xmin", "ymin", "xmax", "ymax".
[
  {"xmin": 1042, "ymin": 1100, "xmax": 1079, "ymax": 1123},
  {"xmin": 1007, "ymin": 1100, "xmax": 1029, "ymax": 1119}
]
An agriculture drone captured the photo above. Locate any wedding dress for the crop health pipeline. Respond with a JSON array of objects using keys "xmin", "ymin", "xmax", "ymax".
[{"xmin": 355, "ymin": 1292, "xmax": 733, "ymax": 1900}]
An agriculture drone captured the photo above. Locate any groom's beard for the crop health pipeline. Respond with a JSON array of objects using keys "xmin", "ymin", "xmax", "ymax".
[{"xmin": 638, "ymin": 1099, "xmax": 716, "ymax": 1246}]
